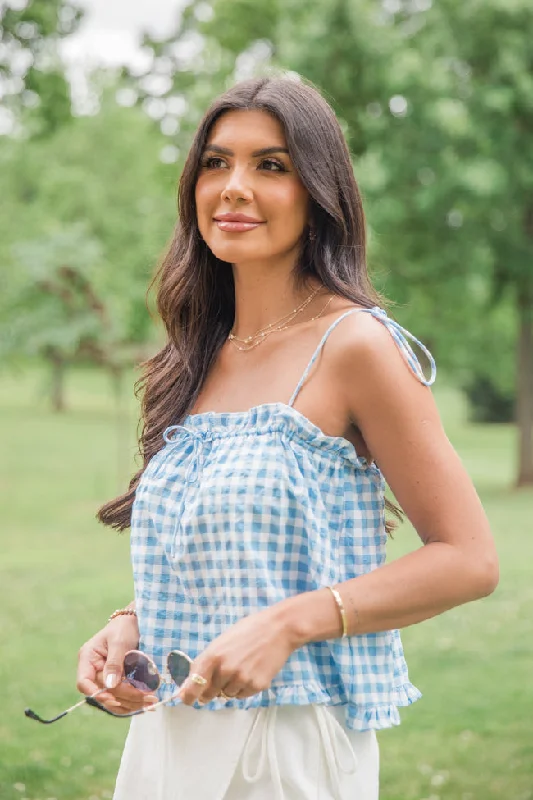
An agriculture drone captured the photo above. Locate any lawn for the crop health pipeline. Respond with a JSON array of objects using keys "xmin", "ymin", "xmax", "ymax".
[{"xmin": 0, "ymin": 365, "xmax": 531, "ymax": 800}]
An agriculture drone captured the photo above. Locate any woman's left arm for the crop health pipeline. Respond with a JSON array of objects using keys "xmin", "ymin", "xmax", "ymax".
[
  {"xmin": 178, "ymin": 317, "xmax": 500, "ymax": 706},
  {"xmin": 281, "ymin": 314, "xmax": 500, "ymax": 645}
]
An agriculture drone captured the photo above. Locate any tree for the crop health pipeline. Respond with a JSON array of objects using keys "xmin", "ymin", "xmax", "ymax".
[
  {"xmin": 0, "ymin": 83, "xmax": 177, "ymax": 341},
  {"xmin": 0, "ymin": 81, "xmax": 179, "ymax": 414},
  {"xmin": 275, "ymin": 0, "xmax": 533, "ymax": 485},
  {"xmin": 70, "ymin": 0, "xmax": 533, "ymax": 485},
  {"xmin": 0, "ymin": 0, "xmax": 83, "ymax": 135},
  {"xmin": 3, "ymin": 225, "xmax": 107, "ymax": 410},
  {"xmin": 340, "ymin": 0, "xmax": 533, "ymax": 485}
]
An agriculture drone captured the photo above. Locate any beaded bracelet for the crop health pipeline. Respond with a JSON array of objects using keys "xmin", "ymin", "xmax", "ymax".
[
  {"xmin": 108, "ymin": 608, "xmax": 137, "ymax": 623},
  {"xmin": 326, "ymin": 586, "xmax": 349, "ymax": 638}
]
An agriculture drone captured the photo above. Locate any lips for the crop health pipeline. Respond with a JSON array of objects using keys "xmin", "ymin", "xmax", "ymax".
[
  {"xmin": 213, "ymin": 213, "xmax": 265, "ymax": 233},
  {"xmin": 216, "ymin": 220, "xmax": 262, "ymax": 232}
]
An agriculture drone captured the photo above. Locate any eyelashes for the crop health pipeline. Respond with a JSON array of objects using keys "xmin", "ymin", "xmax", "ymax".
[{"xmin": 200, "ymin": 156, "xmax": 287, "ymax": 173}]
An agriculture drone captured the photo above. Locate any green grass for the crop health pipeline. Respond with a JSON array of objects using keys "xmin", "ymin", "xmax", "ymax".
[{"xmin": 0, "ymin": 366, "xmax": 531, "ymax": 800}]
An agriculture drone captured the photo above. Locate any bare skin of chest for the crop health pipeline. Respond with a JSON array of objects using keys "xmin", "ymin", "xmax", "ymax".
[{"xmin": 190, "ymin": 310, "xmax": 373, "ymax": 464}]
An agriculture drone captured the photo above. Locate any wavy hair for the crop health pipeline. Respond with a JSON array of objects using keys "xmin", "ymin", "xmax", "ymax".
[{"xmin": 97, "ymin": 75, "xmax": 401, "ymax": 532}]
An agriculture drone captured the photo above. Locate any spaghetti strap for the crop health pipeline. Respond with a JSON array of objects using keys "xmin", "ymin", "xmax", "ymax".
[
  {"xmin": 287, "ymin": 306, "xmax": 437, "ymax": 407},
  {"xmin": 288, "ymin": 309, "xmax": 361, "ymax": 407}
]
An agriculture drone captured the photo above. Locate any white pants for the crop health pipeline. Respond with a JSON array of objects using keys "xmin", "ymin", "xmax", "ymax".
[{"xmin": 113, "ymin": 704, "xmax": 379, "ymax": 800}]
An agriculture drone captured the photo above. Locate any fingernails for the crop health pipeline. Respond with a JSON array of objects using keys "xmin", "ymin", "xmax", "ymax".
[
  {"xmin": 105, "ymin": 674, "xmax": 118, "ymax": 689},
  {"xmin": 143, "ymin": 696, "xmax": 158, "ymax": 705}
]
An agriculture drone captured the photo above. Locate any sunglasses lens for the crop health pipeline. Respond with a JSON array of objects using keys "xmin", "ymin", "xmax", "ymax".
[
  {"xmin": 123, "ymin": 651, "xmax": 160, "ymax": 692},
  {"xmin": 167, "ymin": 651, "xmax": 191, "ymax": 687}
]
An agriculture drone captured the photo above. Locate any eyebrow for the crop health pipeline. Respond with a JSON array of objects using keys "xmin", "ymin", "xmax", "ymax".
[{"xmin": 203, "ymin": 144, "xmax": 290, "ymax": 157}]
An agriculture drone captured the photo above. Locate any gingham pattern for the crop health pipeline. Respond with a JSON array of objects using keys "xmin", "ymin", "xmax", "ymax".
[{"xmin": 130, "ymin": 307, "xmax": 436, "ymax": 731}]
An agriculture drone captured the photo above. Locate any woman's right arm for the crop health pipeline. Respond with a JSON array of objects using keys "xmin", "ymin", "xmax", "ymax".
[{"xmin": 76, "ymin": 609, "xmax": 158, "ymax": 713}]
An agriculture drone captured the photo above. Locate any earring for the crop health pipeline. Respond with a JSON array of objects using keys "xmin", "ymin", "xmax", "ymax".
[{"xmin": 309, "ymin": 226, "xmax": 316, "ymax": 242}]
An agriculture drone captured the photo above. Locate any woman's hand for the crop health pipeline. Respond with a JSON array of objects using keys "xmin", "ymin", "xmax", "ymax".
[
  {"xmin": 76, "ymin": 615, "xmax": 158, "ymax": 714},
  {"xmin": 178, "ymin": 603, "xmax": 297, "ymax": 705}
]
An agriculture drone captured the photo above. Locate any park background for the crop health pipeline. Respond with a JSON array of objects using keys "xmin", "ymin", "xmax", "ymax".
[{"xmin": 0, "ymin": 0, "xmax": 532, "ymax": 798}]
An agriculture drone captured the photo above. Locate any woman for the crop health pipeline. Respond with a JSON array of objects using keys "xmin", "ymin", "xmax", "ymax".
[{"xmin": 77, "ymin": 76, "xmax": 498, "ymax": 800}]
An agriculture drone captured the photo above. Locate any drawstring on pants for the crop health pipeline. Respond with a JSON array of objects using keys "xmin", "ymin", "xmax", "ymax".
[{"xmin": 240, "ymin": 705, "xmax": 358, "ymax": 799}]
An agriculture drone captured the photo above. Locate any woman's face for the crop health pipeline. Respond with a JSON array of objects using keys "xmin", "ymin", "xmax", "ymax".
[{"xmin": 195, "ymin": 109, "xmax": 310, "ymax": 269}]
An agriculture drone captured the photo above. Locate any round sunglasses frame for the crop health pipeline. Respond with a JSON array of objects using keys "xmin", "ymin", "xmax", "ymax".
[
  {"xmin": 88, "ymin": 648, "xmax": 197, "ymax": 718},
  {"xmin": 122, "ymin": 648, "xmax": 194, "ymax": 692},
  {"xmin": 25, "ymin": 648, "xmax": 199, "ymax": 724}
]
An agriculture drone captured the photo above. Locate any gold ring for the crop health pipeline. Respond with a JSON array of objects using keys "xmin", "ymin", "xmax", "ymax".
[
  {"xmin": 218, "ymin": 690, "xmax": 236, "ymax": 700},
  {"xmin": 190, "ymin": 673, "xmax": 208, "ymax": 687}
]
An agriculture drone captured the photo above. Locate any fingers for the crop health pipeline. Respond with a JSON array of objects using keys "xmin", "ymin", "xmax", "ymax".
[
  {"xmin": 89, "ymin": 693, "xmax": 158, "ymax": 714},
  {"xmin": 178, "ymin": 657, "xmax": 261, "ymax": 706},
  {"xmin": 195, "ymin": 666, "xmax": 241, "ymax": 704},
  {"xmin": 77, "ymin": 674, "xmax": 101, "ymax": 697},
  {"xmin": 94, "ymin": 673, "xmax": 158, "ymax": 713},
  {"xmin": 76, "ymin": 640, "xmax": 106, "ymax": 697},
  {"xmin": 76, "ymin": 617, "xmax": 139, "ymax": 696},
  {"xmin": 218, "ymin": 682, "xmax": 244, "ymax": 700},
  {"xmin": 76, "ymin": 621, "xmax": 156, "ymax": 716},
  {"xmin": 103, "ymin": 642, "xmax": 127, "ymax": 690},
  {"xmin": 83, "ymin": 617, "xmax": 139, "ymax": 693},
  {"xmin": 94, "ymin": 669, "xmax": 158, "ymax": 713},
  {"xmin": 178, "ymin": 658, "xmax": 215, "ymax": 706},
  {"xmin": 96, "ymin": 693, "xmax": 159, "ymax": 714}
]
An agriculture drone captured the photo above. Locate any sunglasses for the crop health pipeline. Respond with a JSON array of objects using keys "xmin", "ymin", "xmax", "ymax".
[{"xmin": 25, "ymin": 649, "xmax": 195, "ymax": 724}]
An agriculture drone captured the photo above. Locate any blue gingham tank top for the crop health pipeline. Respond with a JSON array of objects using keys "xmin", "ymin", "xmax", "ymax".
[{"xmin": 130, "ymin": 306, "xmax": 437, "ymax": 731}]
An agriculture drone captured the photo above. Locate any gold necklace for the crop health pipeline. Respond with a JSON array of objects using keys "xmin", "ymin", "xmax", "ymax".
[
  {"xmin": 228, "ymin": 295, "xmax": 334, "ymax": 352},
  {"xmin": 228, "ymin": 287, "xmax": 320, "ymax": 346}
]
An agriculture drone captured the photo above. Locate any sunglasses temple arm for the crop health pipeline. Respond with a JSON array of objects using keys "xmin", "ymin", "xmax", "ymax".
[
  {"xmin": 86, "ymin": 689, "xmax": 183, "ymax": 718},
  {"xmin": 141, "ymin": 690, "xmax": 183, "ymax": 714},
  {"xmin": 25, "ymin": 687, "xmax": 110, "ymax": 724}
]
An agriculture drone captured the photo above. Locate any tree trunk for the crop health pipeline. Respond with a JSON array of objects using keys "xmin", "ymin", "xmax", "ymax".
[
  {"xmin": 516, "ymin": 288, "xmax": 533, "ymax": 487},
  {"xmin": 49, "ymin": 351, "xmax": 66, "ymax": 413}
]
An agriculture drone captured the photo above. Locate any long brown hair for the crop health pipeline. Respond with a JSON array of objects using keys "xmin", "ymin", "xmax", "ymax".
[{"xmin": 98, "ymin": 75, "xmax": 401, "ymax": 532}]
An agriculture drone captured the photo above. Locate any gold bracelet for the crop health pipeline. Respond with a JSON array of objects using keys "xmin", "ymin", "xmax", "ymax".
[
  {"xmin": 326, "ymin": 586, "xmax": 349, "ymax": 638},
  {"xmin": 108, "ymin": 608, "xmax": 137, "ymax": 623}
]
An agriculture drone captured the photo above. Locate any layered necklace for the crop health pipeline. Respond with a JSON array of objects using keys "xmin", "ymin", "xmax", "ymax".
[{"xmin": 228, "ymin": 288, "xmax": 333, "ymax": 352}]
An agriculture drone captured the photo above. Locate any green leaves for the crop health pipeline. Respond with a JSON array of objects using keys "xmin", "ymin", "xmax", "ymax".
[
  {"xmin": 4, "ymin": 225, "xmax": 105, "ymax": 360},
  {"xmin": 0, "ymin": 0, "xmax": 530, "ymax": 473},
  {"xmin": 0, "ymin": 0, "xmax": 83, "ymax": 135},
  {"xmin": 0, "ymin": 89, "xmax": 176, "ymax": 378},
  {"xmin": 202, "ymin": 0, "xmax": 280, "ymax": 55}
]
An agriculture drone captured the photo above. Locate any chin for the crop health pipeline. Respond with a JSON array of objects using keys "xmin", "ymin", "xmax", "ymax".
[{"xmin": 208, "ymin": 242, "xmax": 268, "ymax": 264}]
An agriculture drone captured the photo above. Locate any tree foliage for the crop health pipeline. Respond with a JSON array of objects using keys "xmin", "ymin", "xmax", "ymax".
[
  {"xmin": 0, "ymin": 0, "xmax": 83, "ymax": 135},
  {"xmin": 115, "ymin": 0, "xmax": 533, "ymax": 484},
  {"xmin": 0, "ymin": 85, "xmax": 177, "ymax": 406},
  {"xmin": 0, "ymin": 0, "xmax": 530, "ymax": 481}
]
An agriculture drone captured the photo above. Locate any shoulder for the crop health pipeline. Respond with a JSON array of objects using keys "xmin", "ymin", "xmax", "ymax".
[
  {"xmin": 320, "ymin": 305, "xmax": 436, "ymax": 431},
  {"xmin": 324, "ymin": 306, "xmax": 407, "ymax": 377}
]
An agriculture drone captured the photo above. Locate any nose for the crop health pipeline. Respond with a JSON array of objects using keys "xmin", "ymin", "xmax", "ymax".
[{"xmin": 221, "ymin": 165, "xmax": 253, "ymax": 204}]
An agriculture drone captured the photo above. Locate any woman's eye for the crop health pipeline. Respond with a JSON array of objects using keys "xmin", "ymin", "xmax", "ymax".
[
  {"xmin": 200, "ymin": 156, "xmax": 286, "ymax": 172},
  {"xmin": 202, "ymin": 157, "xmax": 226, "ymax": 169},
  {"xmin": 260, "ymin": 158, "xmax": 286, "ymax": 172}
]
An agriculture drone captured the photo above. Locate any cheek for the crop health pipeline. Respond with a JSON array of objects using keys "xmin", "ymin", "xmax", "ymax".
[
  {"xmin": 271, "ymin": 184, "xmax": 309, "ymax": 233},
  {"xmin": 195, "ymin": 181, "xmax": 214, "ymax": 238}
]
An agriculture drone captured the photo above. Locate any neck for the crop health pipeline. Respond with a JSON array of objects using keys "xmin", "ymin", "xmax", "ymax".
[{"xmin": 231, "ymin": 259, "xmax": 319, "ymax": 338}]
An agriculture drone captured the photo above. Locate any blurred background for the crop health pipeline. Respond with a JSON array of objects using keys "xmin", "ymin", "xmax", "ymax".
[{"xmin": 0, "ymin": 1, "xmax": 531, "ymax": 798}]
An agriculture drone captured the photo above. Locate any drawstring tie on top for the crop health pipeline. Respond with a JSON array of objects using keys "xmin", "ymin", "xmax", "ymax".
[
  {"xmin": 369, "ymin": 306, "xmax": 436, "ymax": 386},
  {"xmin": 163, "ymin": 425, "xmax": 206, "ymax": 483}
]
